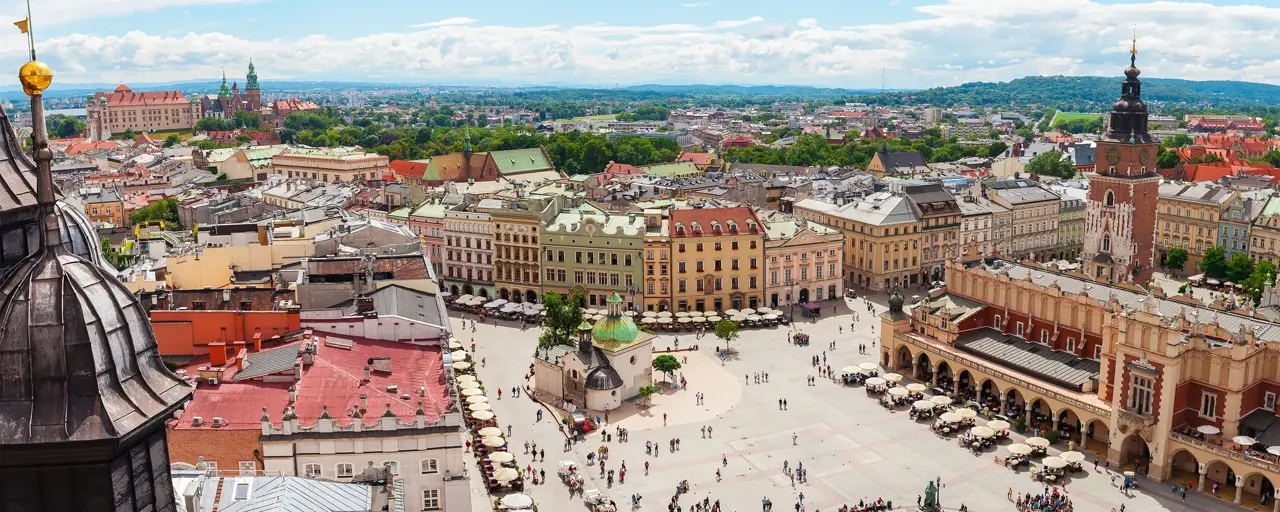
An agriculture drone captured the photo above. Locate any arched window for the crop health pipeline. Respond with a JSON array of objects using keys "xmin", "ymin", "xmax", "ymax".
[
  {"xmin": 1104, "ymin": 191, "xmax": 1115, "ymax": 207},
  {"xmin": 675, "ymin": 223, "xmax": 685, "ymax": 235}
]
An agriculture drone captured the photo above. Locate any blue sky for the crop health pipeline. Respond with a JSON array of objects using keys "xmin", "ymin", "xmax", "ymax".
[{"xmin": 9, "ymin": 0, "xmax": 1280, "ymax": 87}]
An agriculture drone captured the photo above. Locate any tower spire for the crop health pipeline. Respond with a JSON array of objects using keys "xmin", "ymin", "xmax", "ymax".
[{"xmin": 1130, "ymin": 27, "xmax": 1137, "ymax": 68}]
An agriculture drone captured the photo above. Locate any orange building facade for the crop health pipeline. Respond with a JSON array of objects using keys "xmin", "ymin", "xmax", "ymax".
[{"xmin": 151, "ymin": 309, "xmax": 301, "ymax": 357}]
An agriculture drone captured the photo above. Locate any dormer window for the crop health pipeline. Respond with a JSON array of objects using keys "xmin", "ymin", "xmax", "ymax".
[
  {"xmin": 747, "ymin": 221, "xmax": 758, "ymax": 232},
  {"xmin": 675, "ymin": 223, "xmax": 685, "ymax": 235},
  {"xmin": 711, "ymin": 221, "xmax": 722, "ymax": 234},
  {"xmin": 691, "ymin": 222, "xmax": 702, "ymax": 235},
  {"xmin": 727, "ymin": 220, "xmax": 738, "ymax": 232}
]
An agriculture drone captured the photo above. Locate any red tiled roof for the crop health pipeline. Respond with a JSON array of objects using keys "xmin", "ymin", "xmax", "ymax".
[
  {"xmin": 94, "ymin": 86, "xmax": 190, "ymax": 107},
  {"xmin": 64, "ymin": 140, "xmax": 119, "ymax": 155},
  {"xmin": 176, "ymin": 337, "xmax": 448, "ymax": 429},
  {"xmin": 390, "ymin": 159, "xmax": 429, "ymax": 179},
  {"xmin": 603, "ymin": 162, "xmax": 642, "ymax": 175},
  {"xmin": 677, "ymin": 152, "xmax": 713, "ymax": 165},
  {"xmin": 1180, "ymin": 162, "xmax": 1236, "ymax": 182},
  {"xmin": 670, "ymin": 206, "xmax": 761, "ymax": 237}
]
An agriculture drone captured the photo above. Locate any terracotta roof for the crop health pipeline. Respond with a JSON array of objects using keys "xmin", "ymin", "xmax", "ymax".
[
  {"xmin": 390, "ymin": 159, "xmax": 430, "ymax": 179},
  {"xmin": 94, "ymin": 86, "xmax": 190, "ymax": 107},
  {"xmin": 669, "ymin": 206, "xmax": 761, "ymax": 237},
  {"xmin": 677, "ymin": 152, "xmax": 713, "ymax": 165},
  {"xmin": 426, "ymin": 152, "xmax": 498, "ymax": 182},
  {"xmin": 64, "ymin": 140, "xmax": 119, "ymax": 155},
  {"xmin": 176, "ymin": 337, "xmax": 448, "ymax": 429},
  {"xmin": 603, "ymin": 161, "xmax": 642, "ymax": 175}
]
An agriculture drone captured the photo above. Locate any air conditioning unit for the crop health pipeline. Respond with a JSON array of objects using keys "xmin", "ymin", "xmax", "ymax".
[
  {"xmin": 207, "ymin": 378, "xmax": 219, "ymax": 385},
  {"xmin": 191, "ymin": 416, "xmax": 204, "ymax": 426},
  {"xmin": 211, "ymin": 417, "xmax": 225, "ymax": 427}
]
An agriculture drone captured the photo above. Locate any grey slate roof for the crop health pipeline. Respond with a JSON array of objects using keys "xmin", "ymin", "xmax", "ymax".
[
  {"xmin": 990, "ymin": 185, "xmax": 1059, "ymax": 205},
  {"xmin": 985, "ymin": 261, "xmax": 1280, "ymax": 341},
  {"xmin": 336, "ymin": 284, "xmax": 446, "ymax": 328},
  {"xmin": 586, "ymin": 366, "xmax": 624, "ymax": 390},
  {"xmin": 232, "ymin": 343, "xmax": 303, "ymax": 381},
  {"xmin": 955, "ymin": 327, "xmax": 1100, "ymax": 390},
  {"xmin": 903, "ymin": 183, "xmax": 957, "ymax": 205},
  {"xmin": 876, "ymin": 151, "xmax": 928, "ymax": 172},
  {"xmin": 211, "ymin": 475, "xmax": 372, "ymax": 512},
  {"xmin": 1158, "ymin": 182, "xmax": 1232, "ymax": 205}
]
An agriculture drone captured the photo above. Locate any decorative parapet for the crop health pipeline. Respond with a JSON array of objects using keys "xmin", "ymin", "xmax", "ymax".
[
  {"xmin": 260, "ymin": 402, "xmax": 464, "ymax": 437},
  {"xmin": 896, "ymin": 332, "xmax": 1110, "ymax": 418},
  {"xmin": 1171, "ymin": 431, "xmax": 1280, "ymax": 475}
]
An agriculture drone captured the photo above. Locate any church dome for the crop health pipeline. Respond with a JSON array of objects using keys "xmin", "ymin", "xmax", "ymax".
[
  {"xmin": 585, "ymin": 366, "xmax": 624, "ymax": 390},
  {"xmin": 591, "ymin": 292, "xmax": 638, "ymax": 344},
  {"xmin": 54, "ymin": 199, "xmax": 111, "ymax": 269}
]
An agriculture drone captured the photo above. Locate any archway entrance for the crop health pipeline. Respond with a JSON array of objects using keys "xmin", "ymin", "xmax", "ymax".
[
  {"xmin": 980, "ymin": 379, "xmax": 1000, "ymax": 410},
  {"xmin": 478, "ymin": 288, "xmax": 490, "ymax": 298},
  {"xmin": 1118, "ymin": 434, "xmax": 1151, "ymax": 473},
  {"xmin": 881, "ymin": 349, "xmax": 890, "ymax": 368},
  {"xmin": 896, "ymin": 346, "xmax": 913, "ymax": 372},
  {"xmin": 935, "ymin": 362, "xmax": 953, "ymax": 391},
  {"xmin": 499, "ymin": 288, "xmax": 510, "ymax": 301},
  {"xmin": 1083, "ymin": 419, "xmax": 1110, "ymax": 456},
  {"xmin": 799, "ymin": 288, "xmax": 810, "ymax": 303},
  {"xmin": 1204, "ymin": 460, "xmax": 1236, "ymax": 498},
  {"xmin": 1029, "ymin": 399, "xmax": 1053, "ymax": 433},
  {"xmin": 915, "ymin": 353, "xmax": 932, "ymax": 382},
  {"xmin": 1056, "ymin": 409, "xmax": 1080, "ymax": 444},
  {"xmin": 450, "ymin": 285, "xmax": 460, "ymax": 295},
  {"xmin": 1168, "ymin": 450, "xmax": 1199, "ymax": 491},
  {"xmin": 957, "ymin": 371, "xmax": 975, "ymax": 401},
  {"xmin": 1241, "ymin": 473, "xmax": 1274, "ymax": 507},
  {"xmin": 463, "ymin": 283, "xmax": 473, "ymax": 295},
  {"xmin": 526, "ymin": 290, "xmax": 538, "ymax": 303},
  {"xmin": 511, "ymin": 291, "xmax": 523, "ymax": 303},
  {"xmin": 1005, "ymin": 389, "xmax": 1025, "ymax": 419}
]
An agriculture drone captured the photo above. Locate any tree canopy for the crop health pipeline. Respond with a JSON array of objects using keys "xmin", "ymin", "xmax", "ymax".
[
  {"xmin": 1163, "ymin": 248, "xmax": 1188, "ymax": 272},
  {"xmin": 46, "ymin": 114, "xmax": 85, "ymax": 138},
  {"xmin": 1024, "ymin": 150, "xmax": 1076, "ymax": 179},
  {"xmin": 652, "ymin": 354, "xmax": 681, "ymax": 383},
  {"xmin": 1200, "ymin": 246, "xmax": 1228, "ymax": 278},
  {"xmin": 714, "ymin": 319, "xmax": 740, "ymax": 351},
  {"xmin": 130, "ymin": 198, "xmax": 180, "ymax": 228},
  {"xmin": 537, "ymin": 291, "xmax": 586, "ymax": 349}
]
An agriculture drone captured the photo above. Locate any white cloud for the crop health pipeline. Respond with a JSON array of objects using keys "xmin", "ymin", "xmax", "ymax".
[
  {"xmin": 22, "ymin": 0, "xmax": 1280, "ymax": 88},
  {"xmin": 681, "ymin": 2, "xmax": 710, "ymax": 7},
  {"xmin": 410, "ymin": 17, "xmax": 479, "ymax": 28},
  {"xmin": 7, "ymin": 0, "xmax": 261, "ymax": 26}
]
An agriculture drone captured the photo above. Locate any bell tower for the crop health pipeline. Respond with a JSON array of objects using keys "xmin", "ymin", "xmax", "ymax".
[{"xmin": 1082, "ymin": 37, "xmax": 1160, "ymax": 285}]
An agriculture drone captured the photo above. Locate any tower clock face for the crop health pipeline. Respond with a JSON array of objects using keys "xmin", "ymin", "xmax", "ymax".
[
  {"xmin": 1139, "ymin": 148, "xmax": 1150, "ymax": 165},
  {"xmin": 1107, "ymin": 147, "xmax": 1121, "ymax": 165}
]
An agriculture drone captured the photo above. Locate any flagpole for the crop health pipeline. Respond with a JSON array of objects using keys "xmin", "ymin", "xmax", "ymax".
[{"xmin": 25, "ymin": 0, "xmax": 34, "ymax": 61}]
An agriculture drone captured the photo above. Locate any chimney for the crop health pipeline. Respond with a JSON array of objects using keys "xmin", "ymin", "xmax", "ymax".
[
  {"xmin": 288, "ymin": 385, "xmax": 297, "ymax": 403},
  {"xmin": 232, "ymin": 340, "xmax": 247, "ymax": 359},
  {"xmin": 355, "ymin": 296, "xmax": 375, "ymax": 315},
  {"xmin": 209, "ymin": 341, "xmax": 228, "ymax": 367},
  {"xmin": 235, "ymin": 348, "xmax": 247, "ymax": 371},
  {"xmin": 359, "ymin": 393, "xmax": 368, "ymax": 413},
  {"xmin": 363, "ymin": 365, "xmax": 371, "ymax": 382},
  {"xmin": 251, "ymin": 331, "xmax": 262, "ymax": 352}
]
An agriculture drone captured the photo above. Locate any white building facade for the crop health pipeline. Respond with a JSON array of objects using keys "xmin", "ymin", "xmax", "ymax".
[{"xmin": 442, "ymin": 208, "xmax": 495, "ymax": 298}]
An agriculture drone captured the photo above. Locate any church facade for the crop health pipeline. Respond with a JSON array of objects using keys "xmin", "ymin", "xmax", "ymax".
[{"xmin": 533, "ymin": 293, "xmax": 654, "ymax": 412}]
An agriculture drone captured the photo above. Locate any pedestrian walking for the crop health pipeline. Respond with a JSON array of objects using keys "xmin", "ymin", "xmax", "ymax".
[{"xmin": 792, "ymin": 433, "xmax": 798, "ymax": 445}]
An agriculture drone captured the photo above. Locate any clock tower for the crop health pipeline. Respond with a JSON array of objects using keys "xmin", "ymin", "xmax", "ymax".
[{"xmin": 1082, "ymin": 39, "xmax": 1160, "ymax": 285}]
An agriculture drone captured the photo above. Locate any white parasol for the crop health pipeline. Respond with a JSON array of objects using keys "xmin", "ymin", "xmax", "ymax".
[
  {"xmin": 730, "ymin": 315, "xmax": 747, "ymax": 322},
  {"xmin": 456, "ymin": 294, "xmax": 474, "ymax": 302},
  {"xmin": 1025, "ymin": 437, "xmax": 1050, "ymax": 448},
  {"xmin": 1060, "ymin": 451, "xmax": 1086, "ymax": 463},
  {"xmin": 1041, "ymin": 457, "xmax": 1068, "ymax": 469},
  {"xmin": 888, "ymin": 387, "xmax": 909, "ymax": 397},
  {"xmin": 689, "ymin": 311, "xmax": 705, "ymax": 317},
  {"xmin": 488, "ymin": 451, "xmax": 515, "ymax": 463},
  {"xmin": 466, "ymin": 395, "xmax": 488, "ymax": 404},
  {"xmin": 448, "ymin": 341, "xmax": 463, "ymax": 350},
  {"xmin": 625, "ymin": 310, "xmax": 637, "ymax": 317},
  {"xmin": 725, "ymin": 309, "xmax": 740, "ymax": 316},
  {"xmin": 859, "ymin": 363, "xmax": 879, "ymax": 371},
  {"xmin": 642, "ymin": 318, "xmax": 657, "ymax": 324},
  {"xmin": 458, "ymin": 381, "xmax": 480, "ymax": 390},
  {"xmin": 939, "ymin": 412, "xmax": 962, "ymax": 423},
  {"xmin": 763, "ymin": 313, "xmax": 779, "ymax": 320},
  {"xmin": 585, "ymin": 308, "xmax": 599, "ymax": 316},
  {"xmin": 1268, "ymin": 447, "xmax": 1280, "ymax": 456},
  {"xmin": 500, "ymin": 494, "xmax": 533, "ymax": 509},
  {"xmin": 678, "ymin": 317, "xmax": 692, "ymax": 323},
  {"xmin": 1197, "ymin": 425, "xmax": 1221, "ymax": 436},
  {"xmin": 883, "ymin": 373, "xmax": 903, "ymax": 383},
  {"xmin": 642, "ymin": 311, "xmax": 658, "ymax": 318},
  {"xmin": 905, "ymin": 383, "xmax": 927, "ymax": 393},
  {"xmin": 693, "ymin": 317, "xmax": 706, "ymax": 323},
  {"xmin": 477, "ymin": 426, "xmax": 503, "ymax": 437},
  {"xmin": 451, "ymin": 350, "xmax": 469, "ymax": 361},
  {"xmin": 757, "ymin": 307, "xmax": 774, "ymax": 314},
  {"xmin": 460, "ymin": 388, "xmax": 483, "ymax": 397},
  {"xmin": 865, "ymin": 377, "xmax": 887, "ymax": 386},
  {"xmin": 747, "ymin": 315, "xmax": 762, "ymax": 322},
  {"xmin": 1234, "ymin": 436, "xmax": 1259, "ymax": 446},
  {"xmin": 741, "ymin": 308, "xmax": 756, "ymax": 315},
  {"xmin": 457, "ymin": 375, "xmax": 477, "ymax": 383},
  {"xmin": 676, "ymin": 312, "xmax": 689, "ymax": 318},
  {"xmin": 481, "ymin": 436, "xmax": 506, "ymax": 448},
  {"xmin": 987, "ymin": 420, "xmax": 1010, "ymax": 431},
  {"xmin": 472, "ymin": 410, "xmax": 495, "ymax": 421},
  {"xmin": 970, "ymin": 426, "xmax": 996, "ymax": 438},
  {"xmin": 658, "ymin": 318, "xmax": 673, "ymax": 324},
  {"xmin": 658, "ymin": 311, "xmax": 673, "ymax": 318},
  {"xmin": 469, "ymin": 402, "xmax": 492, "ymax": 412},
  {"xmin": 954, "ymin": 408, "xmax": 977, "ymax": 419},
  {"xmin": 842, "ymin": 366, "xmax": 861, "ymax": 375},
  {"xmin": 707, "ymin": 315, "xmax": 723, "ymax": 322},
  {"xmin": 930, "ymin": 396, "xmax": 953, "ymax": 406},
  {"xmin": 1007, "ymin": 443, "xmax": 1033, "ymax": 455},
  {"xmin": 453, "ymin": 361, "xmax": 472, "ymax": 370},
  {"xmin": 913, "ymin": 400, "xmax": 935, "ymax": 410},
  {"xmin": 492, "ymin": 467, "xmax": 519, "ymax": 482}
]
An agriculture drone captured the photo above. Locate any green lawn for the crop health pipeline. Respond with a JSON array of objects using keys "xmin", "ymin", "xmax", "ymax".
[{"xmin": 1053, "ymin": 112, "xmax": 1103, "ymax": 123}]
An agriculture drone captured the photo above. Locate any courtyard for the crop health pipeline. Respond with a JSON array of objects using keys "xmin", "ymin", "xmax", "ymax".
[{"xmin": 458, "ymin": 295, "xmax": 1241, "ymax": 512}]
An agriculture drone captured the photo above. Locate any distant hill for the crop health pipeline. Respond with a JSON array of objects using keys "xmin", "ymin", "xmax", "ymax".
[
  {"xmin": 622, "ymin": 84, "xmax": 884, "ymax": 97},
  {"xmin": 851, "ymin": 75, "xmax": 1280, "ymax": 111}
]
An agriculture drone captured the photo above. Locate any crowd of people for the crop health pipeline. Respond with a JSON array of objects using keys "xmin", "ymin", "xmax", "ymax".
[{"xmin": 1014, "ymin": 488, "xmax": 1073, "ymax": 512}]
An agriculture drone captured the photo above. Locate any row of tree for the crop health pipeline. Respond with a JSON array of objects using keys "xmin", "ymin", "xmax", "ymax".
[
  {"xmin": 723, "ymin": 132, "xmax": 1009, "ymax": 168},
  {"xmin": 1166, "ymin": 246, "xmax": 1276, "ymax": 305}
]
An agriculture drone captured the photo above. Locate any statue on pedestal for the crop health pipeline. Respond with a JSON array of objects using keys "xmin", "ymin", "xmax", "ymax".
[{"xmin": 920, "ymin": 481, "xmax": 940, "ymax": 511}]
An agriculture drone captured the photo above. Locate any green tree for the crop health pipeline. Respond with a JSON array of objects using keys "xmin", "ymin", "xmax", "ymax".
[
  {"xmin": 1157, "ymin": 148, "xmax": 1181, "ymax": 170},
  {"xmin": 1257, "ymin": 150, "xmax": 1280, "ymax": 168},
  {"xmin": 1227, "ymin": 252, "xmax": 1256, "ymax": 283},
  {"xmin": 987, "ymin": 141, "xmax": 1009, "ymax": 158},
  {"xmin": 130, "ymin": 198, "xmax": 180, "ymax": 227},
  {"xmin": 232, "ymin": 110, "xmax": 261, "ymax": 130},
  {"xmin": 1200, "ymin": 246, "xmax": 1228, "ymax": 278},
  {"xmin": 714, "ymin": 319, "xmax": 740, "ymax": 352},
  {"xmin": 652, "ymin": 354, "xmax": 682, "ymax": 383},
  {"xmin": 537, "ymin": 291, "xmax": 586, "ymax": 349},
  {"xmin": 162, "ymin": 134, "xmax": 181, "ymax": 148},
  {"xmin": 194, "ymin": 117, "xmax": 233, "ymax": 132},
  {"xmin": 1024, "ymin": 150, "xmax": 1075, "ymax": 178},
  {"xmin": 637, "ymin": 385, "xmax": 658, "ymax": 407},
  {"xmin": 1161, "ymin": 134, "xmax": 1194, "ymax": 148},
  {"xmin": 1243, "ymin": 260, "xmax": 1277, "ymax": 305},
  {"xmin": 46, "ymin": 114, "xmax": 86, "ymax": 138},
  {"xmin": 1163, "ymin": 248, "xmax": 1188, "ymax": 272}
]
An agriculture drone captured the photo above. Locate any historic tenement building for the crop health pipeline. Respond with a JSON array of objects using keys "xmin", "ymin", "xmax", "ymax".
[
  {"xmin": 87, "ymin": 84, "xmax": 198, "ymax": 140},
  {"xmin": 885, "ymin": 257, "xmax": 1280, "ymax": 509},
  {"xmin": 1082, "ymin": 43, "xmax": 1160, "ymax": 284}
]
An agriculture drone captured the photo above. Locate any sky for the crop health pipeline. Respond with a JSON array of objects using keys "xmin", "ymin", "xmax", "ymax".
[{"xmin": 5, "ymin": 0, "xmax": 1280, "ymax": 88}]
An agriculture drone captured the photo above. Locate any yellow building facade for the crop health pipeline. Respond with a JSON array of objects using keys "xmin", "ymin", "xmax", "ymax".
[{"xmin": 668, "ymin": 206, "xmax": 765, "ymax": 312}]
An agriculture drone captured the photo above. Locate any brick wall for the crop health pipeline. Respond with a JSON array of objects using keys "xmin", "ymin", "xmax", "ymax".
[{"xmin": 168, "ymin": 427, "xmax": 262, "ymax": 473}]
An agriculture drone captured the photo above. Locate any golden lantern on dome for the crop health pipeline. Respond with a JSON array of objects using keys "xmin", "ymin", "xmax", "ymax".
[{"xmin": 18, "ymin": 59, "xmax": 51, "ymax": 96}]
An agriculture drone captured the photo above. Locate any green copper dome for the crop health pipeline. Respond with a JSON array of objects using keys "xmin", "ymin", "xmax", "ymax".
[{"xmin": 592, "ymin": 315, "xmax": 638, "ymax": 344}]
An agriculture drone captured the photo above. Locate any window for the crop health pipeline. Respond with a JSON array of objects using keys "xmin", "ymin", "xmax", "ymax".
[
  {"xmin": 1094, "ymin": 345, "xmax": 1103, "ymax": 360},
  {"xmin": 336, "ymin": 463, "xmax": 354, "ymax": 478},
  {"xmin": 232, "ymin": 480, "xmax": 252, "ymax": 501},
  {"xmin": 420, "ymin": 459, "xmax": 439, "ymax": 473},
  {"xmin": 696, "ymin": 261, "xmax": 704, "ymax": 272},
  {"xmin": 750, "ymin": 276, "xmax": 757, "ymax": 288},
  {"xmin": 423, "ymin": 489, "xmax": 441, "ymax": 510},
  {"xmin": 1017, "ymin": 321, "xmax": 1024, "ymax": 336},
  {"xmin": 1267, "ymin": 392, "xmax": 1277, "ymax": 411},
  {"xmin": 1104, "ymin": 191, "xmax": 1115, "ymax": 207},
  {"xmin": 731, "ymin": 277, "xmax": 739, "ymax": 289},
  {"xmin": 679, "ymin": 280, "xmax": 687, "ymax": 292},
  {"xmin": 1066, "ymin": 337, "xmax": 1076, "ymax": 353},
  {"xmin": 1200, "ymin": 392, "xmax": 1217, "ymax": 419},
  {"xmin": 679, "ymin": 262, "xmax": 686, "ymax": 273},
  {"xmin": 303, "ymin": 463, "xmax": 322, "ymax": 477},
  {"xmin": 714, "ymin": 242, "xmax": 722, "ymax": 251},
  {"xmin": 384, "ymin": 461, "xmax": 400, "ymax": 474},
  {"xmin": 1040, "ymin": 330, "xmax": 1048, "ymax": 345},
  {"xmin": 1130, "ymin": 375, "xmax": 1154, "ymax": 415},
  {"xmin": 238, "ymin": 461, "xmax": 256, "ymax": 476},
  {"xmin": 714, "ymin": 278, "xmax": 722, "ymax": 290}
]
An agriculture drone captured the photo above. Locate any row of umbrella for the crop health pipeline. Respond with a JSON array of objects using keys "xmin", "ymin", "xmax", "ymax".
[{"xmin": 1194, "ymin": 425, "xmax": 1280, "ymax": 455}]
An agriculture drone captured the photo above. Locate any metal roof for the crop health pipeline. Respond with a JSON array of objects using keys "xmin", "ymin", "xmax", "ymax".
[
  {"xmin": 232, "ymin": 343, "xmax": 304, "ymax": 381},
  {"xmin": 955, "ymin": 327, "xmax": 1100, "ymax": 390},
  {"xmin": 211, "ymin": 475, "xmax": 372, "ymax": 512}
]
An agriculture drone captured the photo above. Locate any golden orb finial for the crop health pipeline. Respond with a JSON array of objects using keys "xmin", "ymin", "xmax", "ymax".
[{"xmin": 18, "ymin": 60, "xmax": 52, "ymax": 96}]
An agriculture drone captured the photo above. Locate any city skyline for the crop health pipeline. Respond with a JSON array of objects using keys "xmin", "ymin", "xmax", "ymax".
[{"xmin": 4, "ymin": 0, "xmax": 1280, "ymax": 87}]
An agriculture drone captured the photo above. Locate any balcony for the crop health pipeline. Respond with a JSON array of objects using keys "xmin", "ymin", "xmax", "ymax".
[
  {"xmin": 1170, "ymin": 431, "xmax": 1280, "ymax": 475},
  {"xmin": 1119, "ymin": 406, "xmax": 1157, "ymax": 427}
]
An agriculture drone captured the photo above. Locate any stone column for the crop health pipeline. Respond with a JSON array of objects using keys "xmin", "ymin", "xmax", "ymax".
[
  {"xmin": 1235, "ymin": 476, "xmax": 1244, "ymax": 505},
  {"xmin": 953, "ymin": 379, "xmax": 961, "ymax": 397},
  {"xmin": 1197, "ymin": 464, "xmax": 1207, "ymax": 492},
  {"xmin": 1024, "ymin": 403, "xmax": 1032, "ymax": 427},
  {"xmin": 1273, "ymin": 488, "xmax": 1280, "ymax": 512},
  {"xmin": 1079, "ymin": 424, "xmax": 1088, "ymax": 448},
  {"xmin": 1052, "ymin": 416, "xmax": 1060, "ymax": 435}
]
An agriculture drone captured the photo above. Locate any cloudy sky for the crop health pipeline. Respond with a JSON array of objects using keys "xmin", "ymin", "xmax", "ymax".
[{"xmin": 6, "ymin": 0, "xmax": 1280, "ymax": 88}]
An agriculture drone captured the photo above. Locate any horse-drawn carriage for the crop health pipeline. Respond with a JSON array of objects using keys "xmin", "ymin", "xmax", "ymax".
[{"xmin": 584, "ymin": 489, "xmax": 615, "ymax": 512}]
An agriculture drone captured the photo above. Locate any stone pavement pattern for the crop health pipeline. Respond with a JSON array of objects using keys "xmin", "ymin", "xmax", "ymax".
[{"xmin": 459, "ymin": 295, "xmax": 1238, "ymax": 512}]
